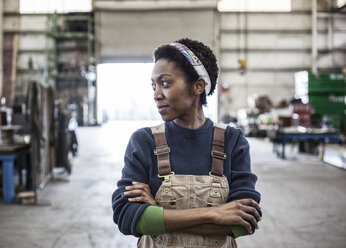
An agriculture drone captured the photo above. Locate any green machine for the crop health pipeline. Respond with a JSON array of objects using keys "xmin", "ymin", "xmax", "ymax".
[{"xmin": 295, "ymin": 71, "xmax": 346, "ymax": 134}]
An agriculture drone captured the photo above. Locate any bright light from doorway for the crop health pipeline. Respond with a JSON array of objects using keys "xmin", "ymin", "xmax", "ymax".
[
  {"xmin": 97, "ymin": 63, "xmax": 160, "ymax": 122},
  {"xmin": 337, "ymin": 0, "xmax": 346, "ymax": 8},
  {"xmin": 218, "ymin": 0, "xmax": 291, "ymax": 12},
  {"xmin": 20, "ymin": 0, "xmax": 92, "ymax": 13},
  {"xmin": 97, "ymin": 63, "xmax": 218, "ymax": 123}
]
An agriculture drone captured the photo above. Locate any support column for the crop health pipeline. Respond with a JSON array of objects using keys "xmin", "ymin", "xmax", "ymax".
[
  {"xmin": 0, "ymin": 0, "xmax": 3, "ymax": 97},
  {"xmin": 214, "ymin": 8, "xmax": 221, "ymax": 122},
  {"xmin": 311, "ymin": 0, "xmax": 318, "ymax": 76}
]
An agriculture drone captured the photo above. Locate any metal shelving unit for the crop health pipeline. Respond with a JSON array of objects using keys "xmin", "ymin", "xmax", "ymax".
[{"xmin": 45, "ymin": 12, "xmax": 96, "ymax": 126}]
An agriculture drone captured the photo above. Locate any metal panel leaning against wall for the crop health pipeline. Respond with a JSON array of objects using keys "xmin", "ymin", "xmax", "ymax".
[{"xmin": 94, "ymin": 0, "xmax": 218, "ymax": 62}]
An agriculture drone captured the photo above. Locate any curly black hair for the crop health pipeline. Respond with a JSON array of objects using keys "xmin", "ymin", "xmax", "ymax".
[{"xmin": 153, "ymin": 38, "xmax": 219, "ymax": 106}]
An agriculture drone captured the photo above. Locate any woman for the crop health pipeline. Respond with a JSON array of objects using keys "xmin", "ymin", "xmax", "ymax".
[{"xmin": 112, "ymin": 38, "xmax": 262, "ymax": 247}]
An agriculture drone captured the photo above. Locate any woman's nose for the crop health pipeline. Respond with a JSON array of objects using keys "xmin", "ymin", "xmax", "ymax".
[{"xmin": 153, "ymin": 87, "xmax": 163, "ymax": 101}]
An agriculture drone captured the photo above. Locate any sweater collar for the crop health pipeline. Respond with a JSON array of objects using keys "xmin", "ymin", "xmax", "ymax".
[{"xmin": 166, "ymin": 118, "xmax": 213, "ymax": 137}]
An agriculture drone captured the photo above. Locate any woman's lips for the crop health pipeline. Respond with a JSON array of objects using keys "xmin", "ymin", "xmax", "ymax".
[{"xmin": 157, "ymin": 105, "xmax": 169, "ymax": 114}]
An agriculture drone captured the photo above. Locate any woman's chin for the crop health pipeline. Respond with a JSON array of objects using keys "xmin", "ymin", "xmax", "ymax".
[{"xmin": 160, "ymin": 114, "xmax": 174, "ymax": 122}]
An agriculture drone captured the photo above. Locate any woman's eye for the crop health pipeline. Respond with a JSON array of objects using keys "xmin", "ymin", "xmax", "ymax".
[
  {"xmin": 151, "ymin": 83, "xmax": 156, "ymax": 91},
  {"xmin": 161, "ymin": 81, "xmax": 168, "ymax": 87}
]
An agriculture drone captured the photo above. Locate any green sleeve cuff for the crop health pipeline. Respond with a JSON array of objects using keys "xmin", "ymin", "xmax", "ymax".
[
  {"xmin": 136, "ymin": 206, "xmax": 165, "ymax": 235},
  {"xmin": 229, "ymin": 225, "xmax": 249, "ymax": 239}
]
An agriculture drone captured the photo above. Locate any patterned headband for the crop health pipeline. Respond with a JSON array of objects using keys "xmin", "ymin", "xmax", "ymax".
[{"xmin": 170, "ymin": 42, "xmax": 212, "ymax": 95}]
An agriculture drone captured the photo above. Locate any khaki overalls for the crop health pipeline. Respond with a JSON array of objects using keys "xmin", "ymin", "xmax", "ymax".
[{"xmin": 138, "ymin": 123, "xmax": 237, "ymax": 248}]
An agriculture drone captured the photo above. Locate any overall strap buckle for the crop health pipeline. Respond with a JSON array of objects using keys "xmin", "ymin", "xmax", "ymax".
[
  {"xmin": 211, "ymin": 150, "xmax": 227, "ymax": 160},
  {"xmin": 151, "ymin": 124, "xmax": 173, "ymax": 178},
  {"xmin": 209, "ymin": 172, "xmax": 223, "ymax": 183},
  {"xmin": 158, "ymin": 171, "xmax": 175, "ymax": 182},
  {"xmin": 211, "ymin": 123, "xmax": 227, "ymax": 177},
  {"xmin": 154, "ymin": 145, "xmax": 170, "ymax": 156}
]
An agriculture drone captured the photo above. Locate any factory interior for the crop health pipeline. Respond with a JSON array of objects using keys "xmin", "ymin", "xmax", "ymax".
[{"xmin": 0, "ymin": 0, "xmax": 346, "ymax": 247}]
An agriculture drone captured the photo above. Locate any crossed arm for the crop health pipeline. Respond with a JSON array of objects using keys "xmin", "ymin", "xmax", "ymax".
[{"xmin": 124, "ymin": 182, "xmax": 261, "ymax": 235}]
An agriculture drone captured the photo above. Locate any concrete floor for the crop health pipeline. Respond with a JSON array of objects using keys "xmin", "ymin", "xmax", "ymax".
[{"xmin": 0, "ymin": 121, "xmax": 346, "ymax": 248}]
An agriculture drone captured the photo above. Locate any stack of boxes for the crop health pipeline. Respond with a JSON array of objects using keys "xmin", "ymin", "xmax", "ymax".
[{"xmin": 290, "ymin": 100, "xmax": 312, "ymax": 127}]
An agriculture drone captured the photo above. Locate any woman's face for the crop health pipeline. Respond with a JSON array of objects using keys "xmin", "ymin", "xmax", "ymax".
[{"xmin": 151, "ymin": 58, "xmax": 197, "ymax": 122}]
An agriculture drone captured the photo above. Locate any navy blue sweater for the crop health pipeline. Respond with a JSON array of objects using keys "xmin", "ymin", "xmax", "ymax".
[{"xmin": 112, "ymin": 119, "xmax": 261, "ymax": 236}]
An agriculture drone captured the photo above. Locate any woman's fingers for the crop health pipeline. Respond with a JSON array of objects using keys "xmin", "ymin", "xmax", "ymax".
[
  {"xmin": 124, "ymin": 189, "xmax": 150, "ymax": 196},
  {"xmin": 125, "ymin": 182, "xmax": 151, "ymax": 193},
  {"xmin": 125, "ymin": 191, "xmax": 156, "ymax": 205},
  {"xmin": 231, "ymin": 216, "xmax": 252, "ymax": 234},
  {"xmin": 128, "ymin": 196, "xmax": 156, "ymax": 205},
  {"xmin": 240, "ymin": 212, "xmax": 259, "ymax": 229},
  {"xmin": 124, "ymin": 182, "xmax": 156, "ymax": 205},
  {"xmin": 127, "ymin": 196, "xmax": 141, "ymax": 201},
  {"xmin": 236, "ymin": 199, "xmax": 262, "ymax": 222},
  {"xmin": 242, "ymin": 205, "xmax": 261, "ymax": 222},
  {"xmin": 240, "ymin": 218, "xmax": 253, "ymax": 234},
  {"xmin": 212, "ymin": 199, "xmax": 261, "ymax": 231},
  {"xmin": 239, "ymin": 198, "xmax": 261, "ymax": 210}
]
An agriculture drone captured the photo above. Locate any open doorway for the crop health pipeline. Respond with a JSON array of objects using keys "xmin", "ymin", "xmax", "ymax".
[
  {"xmin": 97, "ymin": 63, "xmax": 160, "ymax": 123},
  {"xmin": 97, "ymin": 63, "xmax": 218, "ymax": 123}
]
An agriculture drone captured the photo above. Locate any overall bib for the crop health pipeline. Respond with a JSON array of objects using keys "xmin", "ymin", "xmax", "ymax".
[{"xmin": 138, "ymin": 123, "xmax": 237, "ymax": 248}]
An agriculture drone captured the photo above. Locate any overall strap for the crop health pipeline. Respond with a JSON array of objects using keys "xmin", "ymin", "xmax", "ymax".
[
  {"xmin": 151, "ymin": 124, "xmax": 172, "ymax": 177},
  {"xmin": 210, "ymin": 123, "xmax": 227, "ymax": 177}
]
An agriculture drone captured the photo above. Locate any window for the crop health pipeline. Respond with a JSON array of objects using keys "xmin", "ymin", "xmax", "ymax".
[
  {"xmin": 20, "ymin": 0, "xmax": 92, "ymax": 13},
  {"xmin": 218, "ymin": 0, "xmax": 291, "ymax": 12}
]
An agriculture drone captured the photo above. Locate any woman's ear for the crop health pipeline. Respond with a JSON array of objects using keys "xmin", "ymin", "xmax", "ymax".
[{"xmin": 193, "ymin": 78, "xmax": 206, "ymax": 95}]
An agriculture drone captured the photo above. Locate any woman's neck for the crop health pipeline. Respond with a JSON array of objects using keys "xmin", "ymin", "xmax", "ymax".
[{"xmin": 173, "ymin": 107, "xmax": 206, "ymax": 129}]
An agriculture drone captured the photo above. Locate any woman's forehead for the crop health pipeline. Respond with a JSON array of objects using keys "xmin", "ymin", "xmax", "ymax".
[
  {"xmin": 154, "ymin": 58, "xmax": 175, "ymax": 69},
  {"xmin": 152, "ymin": 59, "xmax": 183, "ymax": 77}
]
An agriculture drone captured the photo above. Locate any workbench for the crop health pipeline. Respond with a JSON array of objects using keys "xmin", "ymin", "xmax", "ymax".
[
  {"xmin": 272, "ymin": 127, "xmax": 340, "ymax": 159},
  {"xmin": 0, "ymin": 143, "xmax": 31, "ymax": 204}
]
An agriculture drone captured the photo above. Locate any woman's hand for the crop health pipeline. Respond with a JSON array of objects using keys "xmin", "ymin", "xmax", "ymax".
[
  {"xmin": 210, "ymin": 198, "xmax": 261, "ymax": 234},
  {"xmin": 124, "ymin": 182, "xmax": 156, "ymax": 205}
]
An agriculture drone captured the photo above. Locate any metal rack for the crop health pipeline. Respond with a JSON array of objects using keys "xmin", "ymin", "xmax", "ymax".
[{"xmin": 45, "ymin": 12, "xmax": 96, "ymax": 126}]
